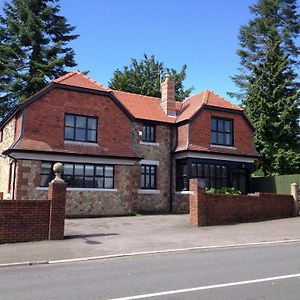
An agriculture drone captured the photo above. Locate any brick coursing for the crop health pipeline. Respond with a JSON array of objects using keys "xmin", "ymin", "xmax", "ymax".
[{"xmin": 189, "ymin": 179, "xmax": 295, "ymax": 226}]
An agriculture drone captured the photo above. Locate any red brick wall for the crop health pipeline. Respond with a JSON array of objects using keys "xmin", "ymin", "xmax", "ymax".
[
  {"xmin": 19, "ymin": 88, "xmax": 134, "ymax": 157},
  {"xmin": 189, "ymin": 179, "xmax": 295, "ymax": 226},
  {"xmin": 189, "ymin": 109, "xmax": 257, "ymax": 156},
  {"xmin": 0, "ymin": 200, "xmax": 50, "ymax": 243}
]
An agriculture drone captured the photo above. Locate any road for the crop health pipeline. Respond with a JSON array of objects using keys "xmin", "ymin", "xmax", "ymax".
[{"xmin": 1, "ymin": 242, "xmax": 300, "ymax": 299}]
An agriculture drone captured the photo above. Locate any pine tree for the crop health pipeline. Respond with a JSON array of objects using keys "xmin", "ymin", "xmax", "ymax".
[
  {"xmin": 109, "ymin": 54, "xmax": 193, "ymax": 101},
  {"xmin": 229, "ymin": 0, "xmax": 300, "ymax": 102},
  {"xmin": 0, "ymin": 0, "xmax": 78, "ymax": 119},
  {"xmin": 245, "ymin": 31, "xmax": 300, "ymax": 175}
]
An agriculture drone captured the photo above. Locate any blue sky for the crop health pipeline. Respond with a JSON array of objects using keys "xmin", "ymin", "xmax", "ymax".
[{"xmin": 0, "ymin": 0, "xmax": 282, "ymax": 103}]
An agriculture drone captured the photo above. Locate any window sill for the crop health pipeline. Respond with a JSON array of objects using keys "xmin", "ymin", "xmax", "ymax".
[
  {"xmin": 64, "ymin": 141, "xmax": 99, "ymax": 146},
  {"xmin": 36, "ymin": 187, "xmax": 118, "ymax": 192},
  {"xmin": 210, "ymin": 144, "xmax": 237, "ymax": 150},
  {"xmin": 175, "ymin": 191, "xmax": 193, "ymax": 195},
  {"xmin": 138, "ymin": 189, "xmax": 160, "ymax": 194},
  {"xmin": 139, "ymin": 141, "xmax": 160, "ymax": 146}
]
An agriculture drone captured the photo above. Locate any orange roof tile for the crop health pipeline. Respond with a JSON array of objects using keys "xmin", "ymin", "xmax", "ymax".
[
  {"xmin": 53, "ymin": 71, "xmax": 109, "ymax": 92},
  {"xmin": 112, "ymin": 90, "xmax": 177, "ymax": 123},
  {"xmin": 176, "ymin": 90, "xmax": 243, "ymax": 122}
]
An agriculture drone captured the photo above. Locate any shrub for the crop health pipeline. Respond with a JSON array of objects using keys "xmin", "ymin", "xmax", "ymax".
[{"xmin": 205, "ymin": 187, "xmax": 241, "ymax": 195}]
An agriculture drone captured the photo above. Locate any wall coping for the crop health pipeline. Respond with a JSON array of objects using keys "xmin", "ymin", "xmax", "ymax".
[{"xmin": 36, "ymin": 187, "xmax": 118, "ymax": 192}]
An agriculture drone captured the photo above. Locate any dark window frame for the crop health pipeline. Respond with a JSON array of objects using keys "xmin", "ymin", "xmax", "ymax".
[
  {"xmin": 211, "ymin": 117, "xmax": 233, "ymax": 146},
  {"xmin": 40, "ymin": 162, "xmax": 114, "ymax": 189},
  {"xmin": 141, "ymin": 164, "xmax": 157, "ymax": 189},
  {"xmin": 64, "ymin": 113, "xmax": 98, "ymax": 143},
  {"xmin": 142, "ymin": 124, "xmax": 156, "ymax": 143}
]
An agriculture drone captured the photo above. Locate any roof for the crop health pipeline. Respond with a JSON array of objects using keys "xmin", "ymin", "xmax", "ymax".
[
  {"xmin": 177, "ymin": 90, "xmax": 243, "ymax": 122},
  {"xmin": 53, "ymin": 71, "xmax": 109, "ymax": 92}
]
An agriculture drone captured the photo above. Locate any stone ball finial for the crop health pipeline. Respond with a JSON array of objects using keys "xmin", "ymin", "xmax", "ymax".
[
  {"xmin": 165, "ymin": 73, "xmax": 170, "ymax": 81},
  {"xmin": 52, "ymin": 162, "xmax": 64, "ymax": 183}
]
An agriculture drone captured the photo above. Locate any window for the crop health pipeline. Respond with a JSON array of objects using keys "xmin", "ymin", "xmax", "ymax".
[
  {"xmin": 176, "ymin": 161, "xmax": 188, "ymax": 191},
  {"xmin": 211, "ymin": 117, "xmax": 233, "ymax": 146},
  {"xmin": 142, "ymin": 124, "xmax": 155, "ymax": 143},
  {"xmin": 141, "ymin": 165, "xmax": 156, "ymax": 189},
  {"xmin": 65, "ymin": 114, "xmax": 97, "ymax": 143},
  {"xmin": 40, "ymin": 162, "xmax": 114, "ymax": 189}
]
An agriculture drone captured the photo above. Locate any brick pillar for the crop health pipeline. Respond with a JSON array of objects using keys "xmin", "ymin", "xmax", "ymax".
[
  {"xmin": 189, "ymin": 179, "xmax": 207, "ymax": 227},
  {"xmin": 48, "ymin": 163, "xmax": 67, "ymax": 240}
]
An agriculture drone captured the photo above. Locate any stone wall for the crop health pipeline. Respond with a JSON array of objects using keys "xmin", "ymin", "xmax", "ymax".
[
  {"xmin": 0, "ymin": 117, "xmax": 16, "ymax": 198},
  {"xmin": 172, "ymin": 193, "xmax": 190, "ymax": 213},
  {"xmin": 131, "ymin": 122, "xmax": 172, "ymax": 213}
]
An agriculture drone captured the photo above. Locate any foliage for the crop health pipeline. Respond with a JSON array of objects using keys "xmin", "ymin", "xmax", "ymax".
[
  {"xmin": 108, "ymin": 53, "xmax": 193, "ymax": 101},
  {"xmin": 230, "ymin": 0, "xmax": 300, "ymax": 175},
  {"xmin": 205, "ymin": 187, "xmax": 242, "ymax": 195},
  {"xmin": 0, "ymin": 0, "xmax": 78, "ymax": 119}
]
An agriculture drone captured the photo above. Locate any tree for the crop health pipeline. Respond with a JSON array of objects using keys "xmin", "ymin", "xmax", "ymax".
[
  {"xmin": 0, "ymin": 0, "xmax": 78, "ymax": 119},
  {"xmin": 108, "ymin": 54, "xmax": 193, "ymax": 101},
  {"xmin": 229, "ymin": 0, "xmax": 300, "ymax": 102}
]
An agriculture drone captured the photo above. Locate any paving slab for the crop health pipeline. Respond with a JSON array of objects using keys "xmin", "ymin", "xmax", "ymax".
[{"xmin": 0, "ymin": 214, "xmax": 300, "ymax": 265}]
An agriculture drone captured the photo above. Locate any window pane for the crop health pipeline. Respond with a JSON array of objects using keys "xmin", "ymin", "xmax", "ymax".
[
  {"xmin": 225, "ymin": 120, "xmax": 231, "ymax": 133},
  {"xmin": 150, "ymin": 175, "xmax": 155, "ymax": 188},
  {"xmin": 85, "ymin": 165, "xmax": 94, "ymax": 176},
  {"xmin": 150, "ymin": 126, "xmax": 154, "ymax": 142},
  {"xmin": 74, "ymin": 164, "xmax": 84, "ymax": 176},
  {"xmin": 76, "ymin": 116, "xmax": 86, "ymax": 128},
  {"xmin": 211, "ymin": 132, "xmax": 217, "ymax": 144},
  {"xmin": 197, "ymin": 164, "xmax": 203, "ymax": 177},
  {"xmin": 104, "ymin": 177, "xmax": 113, "ymax": 189},
  {"xmin": 87, "ymin": 118, "xmax": 97, "ymax": 129},
  {"xmin": 204, "ymin": 164, "xmax": 209, "ymax": 176},
  {"xmin": 64, "ymin": 164, "xmax": 73, "ymax": 175},
  {"xmin": 41, "ymin": 162, "xmax": 52, "ymax": 174},
  {"xmin": 217, "ymin": 132, "xmax": 224, "ymax": 145},
  {"xmin": 225, "ymin": 133, "xmax": 232, "ymax": 145},
  {"xmin": 191, "ymin": 164, "xmax": 197, "ymax": 177},
  {"xmin": 65, "ymin": 115, "xmax": 74, "ymax": 127},
  {"xmin": 95, "ymin": 177, "xmax": 104, "ymax": 188},
  {"xmin": 216, "ymin": 179, "xmax": 222, "ymax": 188},
  {"xmin": 218, "ymin": 120, "xmax": 224, "ymax": 131},
  {"xmin": 211, "ymin": 118, "xmax": 217, "ymax": 131},
  {"xmin": 73, "ymin": 176, "xmax": 84, "ymax": 187},
  {"xmin": 63, "ymin": 175, "xmax": 73, "ymax": 187},
  {"xmin": 222, "ymin": 166, "xmax": 227, "ymax": 177},
  {"xmin": 87, "ymin": 129, "xmax": 96, "ymax": 142},
  {"xmin": 65, "ymin": 127, "xmax": 74, "ymax": 140},
  {"xmin": 105, "ymin": 166, "xmax": 113, "ymax": 177},
  {"xmin": 75, "ymin": 128, "xmax": 86, "ymax": 141},
  {"xmin": 216, "ymin": 165, "xmax": 221, "ymax": 177},
  {"xmin": 210, "ymin": 165, "xmax": 215, "ymax": 176},
  {"xmin": 84, "ymin": 177, "xmax": 94, "ymax": 188},
  {"xmin": 96, "ymin": 166, "xmax": 104, "ymax": 176},
  {"xmin": 146, "ymin": 175, "xmax": 150, "ymax": 188},
  {"xmin": 41, "ymin": 174, "xmax": 51, "ymax": 186},
  {"xmin": 141, "ymin": 174, "xmax": 145, "ymax": 188}
]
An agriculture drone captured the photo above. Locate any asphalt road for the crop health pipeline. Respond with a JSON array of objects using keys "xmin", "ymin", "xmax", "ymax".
[{"xmin": 1, "ymin": 242, "xmax": 300, "ymax": 300}]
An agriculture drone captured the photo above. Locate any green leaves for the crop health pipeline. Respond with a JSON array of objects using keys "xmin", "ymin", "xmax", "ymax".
[
  {"xmin": 108, "ymin": 53, "xmax": 193, "ymax": 101},
  {"xmin": 0, "ymin": 0, "xmax": 78, "ymax": 119}
]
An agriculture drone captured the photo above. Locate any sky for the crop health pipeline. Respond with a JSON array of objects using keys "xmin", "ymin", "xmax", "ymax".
[{"xmin": 0, "ymin": 0, "xmax": 281, "ymax": 103}]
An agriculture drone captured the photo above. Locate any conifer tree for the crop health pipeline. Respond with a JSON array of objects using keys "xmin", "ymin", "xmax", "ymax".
[
  {"xmin": 109, "ymin": 54, "xmax": 193, "ymax": 101},
  {"xmin": 0, "ymin": 0, "xmax": 78, "ymax": 119}
]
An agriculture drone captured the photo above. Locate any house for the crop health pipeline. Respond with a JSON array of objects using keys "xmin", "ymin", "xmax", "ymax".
[{"xmin": 0, "ymin": 71, "xmax": 259, "ymax": 216}]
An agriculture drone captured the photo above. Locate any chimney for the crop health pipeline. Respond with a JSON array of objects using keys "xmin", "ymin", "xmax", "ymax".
[{"xmin": 161, "ymin": 74, "xmax": 176, "ymax": 117}]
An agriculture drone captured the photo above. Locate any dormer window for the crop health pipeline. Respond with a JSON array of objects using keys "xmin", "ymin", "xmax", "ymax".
[
  {"xmin": 211, "ymin": 117, "xmax": 233, "ymax": 146},
  {"xmin": 64, "ymin": 114, "xmax": 97, "ymax": 143},
  {"xmin": 142, "ymin": 124, "xmax": 155, "ymax": 143}
]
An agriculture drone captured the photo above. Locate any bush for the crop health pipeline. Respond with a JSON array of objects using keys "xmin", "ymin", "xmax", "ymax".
[{"xmin": 205, "ymin": 187, "xmax": 241, "ymax": 195}]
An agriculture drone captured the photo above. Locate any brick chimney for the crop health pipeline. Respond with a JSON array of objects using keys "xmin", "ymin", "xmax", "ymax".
[{"xmin": 161, "ymin": 74, "xmax": 176, "ymax": 117}]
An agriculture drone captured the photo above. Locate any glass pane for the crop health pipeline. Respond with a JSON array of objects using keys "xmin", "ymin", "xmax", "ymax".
[
  {"xmin": 95, "ymin": 177, "xmax": 104, "ymax": 188},
  {"xmin": 146, "ymin": 175, "xmax": 150, "ymax": 188},
  {"xmin": 217, "ymin": 132, "xmax": 224, "ymax": 145},
  {"xmin": 225, "ymin": 133, "xmax": 232, "ymax": 145},
  {"xmin": 210, "ymin": 178, "xmax": 216, "ymax": 188},
  {"xmin": 64, "ymin": 175, "xmax": 73, "ymax": 187},
  {"xmin": 210, "ymin": 165, "xmax": 215, "ymax": 176},
  {"xmin": 150, "ymin": 126, "xmax": 154, "ymax": 142},
  {"xmin": 216, "ymin": 179, "xmax": 222, "ymax": 189},
  {"xmin": 222, "ymin": 166, "xmax": 227, "ymax": 177},
  {"xmin": 74, "ymin": 164, "xmax": 84, "ymax": 176},
  {"xmin": 65, "ymin": 127, "xmax": 74, "ymax": 140},
  {"xmin": 76, "ymin": 116, "xmax": 86, "ymax": 128},
  {"xmin": 150, "ymin": 175, "xmax": 155, "ymax": 188},
  {"xmin": 75, "ymin": 128, "xmax": 86, "ymax": 141},
  {"xmin": 41, "ymin": 162, "xmax": 52, "ymax": 174},
  {"xmin": 225, "ymin": 120, "xmax": 231, "ymax": 133},
  {"xmin": 96, "ymin": 166, "xmax": 104, "ymax": 176},
  {"xmin": 204, "ymin": 164, "xmax": 209, "ymax": 176},
  {"xmin": 85, "ymin": 165, "xmax": 94, "ymax": 176},
  {"xmin": 64, "ymin": 164, "xmax": 73, "ymax": 175},
  {"xmin": 87, "ymin": 129, "xmax": 96, "ymax": 142},
  {"xmin": 65, "ymin": 115, "xmax": 74, "ymax": 127},
  {"xmin": 216, "ymin": 165, "xmax": 221, "ymax": 177},
  {"xmin": 191, "ymin": 164, "xmax": 197, "ymax": 177},
  {"xmin": 104, "ymin": 177, "xmax": 113, "ymax": 189},
  {"xmin": 150, "ymin": 166, "xmax": 155, "ymax": 175},
  {"xmin": 41, "ymin": 174, "xmax": 51, "ymax": 186},
  {"xmin": 87, "ymin": 117, "xmax": 97, "ymax": 129},
  {"xmin": 142, "ymin": 126, "xmax": 146, "ymax": 140},
  {"xmin": 211, "ymin": 118, "xmax": 217, "ymax": 131},
  {"xmin": 141, "ymin": 174, "xmax": 145, "ymax": 188},
  {"xmin": 218, "ymin": 120, "xmax": 224, "ymax": 131},
  {"xmin": 73, "ymin": 176, "xmax": 84, "ymax": 187},
  {"xmin": 84, "ymin": 177, "xmax": 94, "ymax": 188},
  {"xmin": 222, "ymin": 178, "xmax": 227, "ymax": 187},
  {"xmin": 105, "ymin": 166, "xmax": 113, "ymax": 177},
  {"xmin": 197, "ymin": 164, "xmax": 203, "ymax": 177},
  {"xmin": 211, "ymin": 132, "xmax": 217, "ymax": 144}
]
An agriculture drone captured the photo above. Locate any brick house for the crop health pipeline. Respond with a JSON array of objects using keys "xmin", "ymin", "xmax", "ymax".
[{"xmin": 0, "ymin": 71, "xmax": 259, "ymax": 216}]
